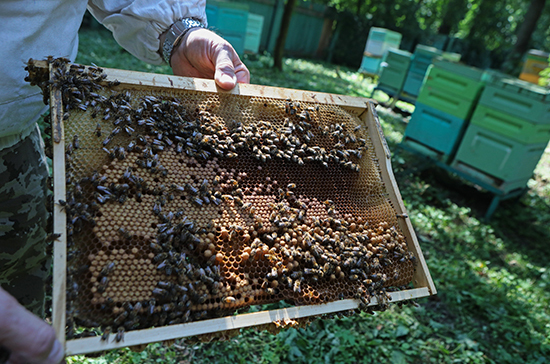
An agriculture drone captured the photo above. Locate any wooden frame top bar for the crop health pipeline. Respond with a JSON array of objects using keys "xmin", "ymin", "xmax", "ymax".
[{"xmin": 32, "ymin": 60, "xmax": 374, "ymax": 110}]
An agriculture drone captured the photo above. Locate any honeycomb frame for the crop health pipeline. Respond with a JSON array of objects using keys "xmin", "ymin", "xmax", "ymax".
[{"xmin": 32, "ymin": 61, "xmax": 435, "ymax": 356}]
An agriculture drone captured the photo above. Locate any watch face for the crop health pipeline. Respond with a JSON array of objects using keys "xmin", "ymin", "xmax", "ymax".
[
  {"xmin": 183, "ymin": 18, "xmax": 202, "ymax": 28},
  {"xmin": 163, "ymin": 18, "xmax": 205, "ymax": 64}
]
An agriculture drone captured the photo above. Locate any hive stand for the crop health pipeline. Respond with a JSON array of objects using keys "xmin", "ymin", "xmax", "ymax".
[{"xmin": 396, "ymin": 141, "xmax": 527, "ymax": 221}]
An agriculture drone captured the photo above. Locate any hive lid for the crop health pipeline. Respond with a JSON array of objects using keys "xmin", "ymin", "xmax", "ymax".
[
  {"xmin": 483, "ymin": 69, "xmax": 550, "ymax": 101},
  {"xmin": 414, "ymin": 45, "xmax": 443, "ymax": 58},
  {"xmin": 527, "ymin": 49, "xmax": 549, "ymax": 60},
  {"xmin": 432, "ymin": 59, "xmax": 486, "ymax": 81},
  {"xmin": 386, "ymin": 48, "xmax": 413, "ymax": 58}
]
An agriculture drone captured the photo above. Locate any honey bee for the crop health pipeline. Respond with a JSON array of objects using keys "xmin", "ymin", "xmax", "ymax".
[
  {"xmin": 100, "ymin": 327, "xmax": 111, "ymax": 341},
  {"xmin": 99, "ymin": 262, "xmax": 115, "ymax": 276},
  {"xmin": 114, "ymin": 327, "xmax": 125, "ymax": 343},
  {"xmin": 293, "ymin": 279, "xmax": 301, "ymax": 293},
  {"xmin": 117, "ymin": 227, "xmax": 131, "ymax": 239},
  {"xmin": 132, "ymin": 302, "xmax": 142, "ymax": 316},
  {"xmin": 114, "ymin": 311, "xmax": 128, "ymax": 325},
  {"xmin": 147, "ymin": 299, "xmax": 156, "ymax": 316},
  {"xmin": 72, "ymin": 134, "xmax": 80, "ymax": 149},
  {"xmin": 224, "ymin": 296, "xmax": 236, "ymax": 304},
  {"xmin": 45, "ymin": 233, "xmax": 62, "ymax": 243}
]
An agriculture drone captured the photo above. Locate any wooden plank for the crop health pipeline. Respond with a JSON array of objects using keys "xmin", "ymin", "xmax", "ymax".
[
  {"xmin": 50, "ymin": 64, "xmax": 68, "ymax": 346},
  {"xmin": 100, "ymin": 67, "xmax": 373, "ymax": 110},
  {"xmin": 65, "ymin": 287, "xmax": 429, "ymax": 355},
  {"xmin": 30, "ymin": 60, "xmax": 374, "ymax": 110},
  {"xmin": 364, "ymin": 103, "xmax": 436, "ymax": 295}
]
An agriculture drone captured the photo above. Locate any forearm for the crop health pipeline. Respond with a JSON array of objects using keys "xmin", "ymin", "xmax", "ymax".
[{"xmin": 87, "ymin": 0, "xmax": 207, "ymax": 65}]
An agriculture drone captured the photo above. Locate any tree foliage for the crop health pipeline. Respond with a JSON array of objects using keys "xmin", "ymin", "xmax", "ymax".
[
  {"xmin": 321, "ymin": 0, "xmax": 550, "ymax": 70},
  {"xmin": 502, "ymin": 0, "xmax": 547, "ymax": 73}
]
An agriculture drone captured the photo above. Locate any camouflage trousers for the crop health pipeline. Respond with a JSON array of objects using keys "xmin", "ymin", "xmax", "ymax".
[{"xmin": 0, "ymin": 125, "xmax": 49, "ymax": 317}]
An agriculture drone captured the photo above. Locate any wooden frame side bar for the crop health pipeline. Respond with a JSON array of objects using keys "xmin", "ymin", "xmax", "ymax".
[
  {"xmin": 50, "ymin": 64, "xmax": 68, "ymax": 345},
  {"xmin": 363, "ymin": 103, "xmax": 436, "ymax": 295},
  {"xmin": 65, "ymin": 287, "xmax": 429, "ymax": 355}
]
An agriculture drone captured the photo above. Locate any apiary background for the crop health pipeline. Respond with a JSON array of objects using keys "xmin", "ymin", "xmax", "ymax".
[{"xmin": 29, "ymin": 60, "xmax": 434, "ymax": 355}]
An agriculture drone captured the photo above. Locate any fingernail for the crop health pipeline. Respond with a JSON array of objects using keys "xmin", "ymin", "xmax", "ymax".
[
  {"xmin": 45, "ymin": 340, "xmax": 64, "ymax": 364},
  {"xmin": 221, "ymin": 73, "xmax": 236, "ymax": 86}
]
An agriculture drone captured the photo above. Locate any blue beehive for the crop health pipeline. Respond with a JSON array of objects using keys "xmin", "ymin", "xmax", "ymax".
[
  {"xmin": 404, "ymin": 60, "xmax": 487, "ymax": 161},
  {"xmin": 402, "ymin": 45, "xmax": 442, "ymax": 98},
  {"xmin": 377, "ymin": 49, "xmax": 412, "ymax": 93},
  {"xmin": 404, "ymin": 102, "xmax": 468, "ymax": 157},
  {"xmin": 206, "ymin": 2, "xmax": 249, "ymax": 55}
]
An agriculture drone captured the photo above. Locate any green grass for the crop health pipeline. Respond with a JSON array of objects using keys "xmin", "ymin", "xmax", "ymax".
[{"xmin": 67, "ymin": 28, "xmax": 550, "ymax": 364}]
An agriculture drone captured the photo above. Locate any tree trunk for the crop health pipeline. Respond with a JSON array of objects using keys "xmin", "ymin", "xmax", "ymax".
[
  {"xmin": 513, "ymin": 0, "xmax": 546, "ymax": 55},
  {"xmin": 273, "ymin": 0, "xmax": 298, "ymax": 70},
  {"xmin": 502, "ymin": 0, "xmax": 546, "ymax": 72},
  {"xmin": 438, "ymin": 0, "xmax": 468, "ymax": 35}
]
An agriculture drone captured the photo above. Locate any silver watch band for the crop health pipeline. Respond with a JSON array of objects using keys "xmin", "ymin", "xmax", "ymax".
[{"xmin": 162, "ymin": 18, "xmax": 205, "ymax": 66}]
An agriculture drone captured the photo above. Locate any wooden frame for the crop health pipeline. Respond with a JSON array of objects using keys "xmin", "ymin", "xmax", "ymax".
[
  {"xmin": 50, "ymin": 63, "xmax": 67, "ymax": 348},
  {"xmin": 44, "ymin": 63, "xmax": 436, "ymax": 356}
]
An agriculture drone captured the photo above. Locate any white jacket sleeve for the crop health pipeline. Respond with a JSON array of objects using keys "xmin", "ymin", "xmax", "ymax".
[{"xmin": 87, "ymin": 0, "xmax": 207, "ymax": 65}]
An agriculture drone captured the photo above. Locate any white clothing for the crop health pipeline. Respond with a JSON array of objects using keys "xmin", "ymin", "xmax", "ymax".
[{"xmin": 0, "ymin": 0, "xmax": 206, "ymax": 149}]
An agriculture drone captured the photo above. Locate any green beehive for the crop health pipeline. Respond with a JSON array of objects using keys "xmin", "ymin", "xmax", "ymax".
[
  {"xmin": 423, "ymin": 60, "xmax": 486, "ymax": 100},
  {"xmin": 414, "ymin": 45, "xmax": 443, "ymax": 59},
  {"xmin": 378, "ymin": 49, "xmax": 412, "ymax": 91},
  {"xmin": 453, "ymin": 124, "xmax": 547, "ymax": 189},
  {"xmin": 402, "ymin": 72, "xmax": 426, "ymax": 97},
  {"xmin": 408, "ymin": 56, "xmax": 433, "ymax": 76},
  {"xmin": 470, "ymin": 104, "xmax": 550, "ymax": 144},
  {"xmin": 359, "ymin": 55, "xmax": 382, "ymax": 75},
  {"xmin": 479, "ymin": 77, "xmax": 550, "ymax": 124},
  {"xmin": 416, "ymin": 85, "xmax": 477, "ymax": 120}
]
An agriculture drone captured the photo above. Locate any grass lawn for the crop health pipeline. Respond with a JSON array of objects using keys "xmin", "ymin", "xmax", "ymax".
[{"xmin": 65, "ymin": 28, "xmax": 550, "ymax": 364}]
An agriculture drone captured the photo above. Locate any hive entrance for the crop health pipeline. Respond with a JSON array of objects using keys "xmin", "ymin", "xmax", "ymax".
[{"xmin": 27, "ymin": 59, "xmax": 428, "ymax": 350}]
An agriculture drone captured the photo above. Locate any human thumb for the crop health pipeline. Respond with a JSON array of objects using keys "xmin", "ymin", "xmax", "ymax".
[
  {"xmin": 0, "ymin": 288, "xmax": 64, "ymax": 364},
  {"xmin": 213, "ymin": 49, "xmax": 238, "ymax": 90}
]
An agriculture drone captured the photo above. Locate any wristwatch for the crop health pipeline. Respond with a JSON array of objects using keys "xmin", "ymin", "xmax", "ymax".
[{"xmin": 162, "ymin": 18, "xmax": 205, "ymax": 66}]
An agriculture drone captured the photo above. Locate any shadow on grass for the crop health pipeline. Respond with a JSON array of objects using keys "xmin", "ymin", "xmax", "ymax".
[
  {"xmin": 374, "ymin": 105, "xmax": 550, "ymax": 361},
  {"xmin": 385, "ymin": 150, "xmax": 550, "ymax": 362},
  {"xmin": 244, "ymin": 55, "xmax": 374, "ymax": 98}
]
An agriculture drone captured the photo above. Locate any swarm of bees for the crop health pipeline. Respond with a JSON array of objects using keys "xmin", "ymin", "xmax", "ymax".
[{"xmin": 27, "ymin": 58, "xmax": 416, "ymax": 343}]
